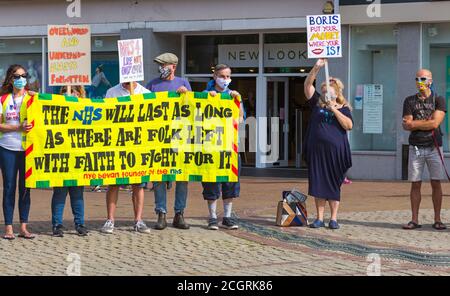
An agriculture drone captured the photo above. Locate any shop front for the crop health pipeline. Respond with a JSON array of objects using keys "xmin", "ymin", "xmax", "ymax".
[{"xmin": 183, "ymin": 32, "xmax": 315, "ymax": 172}]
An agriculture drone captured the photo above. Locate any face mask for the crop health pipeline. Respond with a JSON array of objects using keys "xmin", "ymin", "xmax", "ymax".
[
  {"xmin": 159, "ymin": 66, "xmax": 172, "ymax": 79},
  {"xmin": 416, "ymin": 81, "xmax": 430, "ymax": 92},
  {"xmin": 13, "ymin": 77, "xmax": 27, "ymax": 90},
  {"xmin": 215, "ymin": 77, "xmax": 232, "ymax": 90},
  {"xmin": 322, "ymin": 89, "xmax": 337, "ymax": 101}
]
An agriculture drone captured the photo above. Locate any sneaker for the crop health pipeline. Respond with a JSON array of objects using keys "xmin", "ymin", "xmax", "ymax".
[
  {"xmin": 154, "ymin": 212, "xmax": 167, "ymax": 230},
  {"xmin": 134, "ymin": 220, "xmax": 151, "ymax": 233},
  {"xmin": 91, "ymin": 185, "xmax": 102, "ymax": 192},
  {"xmin": 52, "ymin": 225, "xmax": 64, "ymax": 237},
  {"xmin": 75, "ymin": 225, "xmax": 89, "ymax": 236},
  {"xmin": 328, "ymin": 220, "xmax": 340, "ymax": 230},
  {"xmin": 310, "ymin": 219, "xmax": 325, "ymax": 229},
  {"xmin": 207, "ymin": 218, "xmax": 219, "ymax": 230},
  {"xmin": 101, "ymin": 220, "xmax": 115, "ymax": 234},
  {"xmin": 222, "ymin": 217, "xmax": 239, "ymax": 230},
  {"xmin": 343, "ymin": 177, "xmax": 352, "ymax": 185},
  {"xmin": 173, "ymin": 212, "xmax": 190, "ymax": 230}
]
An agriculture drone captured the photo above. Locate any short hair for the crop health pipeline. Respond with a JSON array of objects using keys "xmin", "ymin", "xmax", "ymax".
[{"xmin": 213, "ymin": 64, "xmax": 231, "ymax": 73}]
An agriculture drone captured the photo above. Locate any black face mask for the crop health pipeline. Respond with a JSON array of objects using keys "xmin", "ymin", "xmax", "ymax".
[{"xmin": 159, "ymin": 66, "xmax": 172, "ymax": 79}]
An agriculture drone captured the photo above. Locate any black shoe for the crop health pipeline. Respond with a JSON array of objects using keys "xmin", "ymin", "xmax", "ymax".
[
  {"xmin": 75, "ymin": 225, "xmax": 89, "ymax": 236},
  {"xmin": 173, "ymin": 212, "xmax": 190, "ymax": 229},
  {"xmin": 207, "ymin": 218, "xmax": 219, "ymax": 230},
  {"xmin": 222, "ymin": 217, "xmax": 239, "ymax": 230},
  {"xmin": 52, "ymin": 225, "xmax": 64, "ymax": 237},
  {"xmin": 154, "ymin": 212, "xmax": 167, "ymax": 230}
]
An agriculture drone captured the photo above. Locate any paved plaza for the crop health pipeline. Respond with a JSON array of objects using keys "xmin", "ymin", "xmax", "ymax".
[{"xmin": 1, "ymin": 177, "xmax": 450, "ymax": 276}]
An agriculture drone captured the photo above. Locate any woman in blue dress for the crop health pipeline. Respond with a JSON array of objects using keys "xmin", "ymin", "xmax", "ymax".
[{"xmin": 303, "ymin": 59, "xmax": 353, "ymax": 230}]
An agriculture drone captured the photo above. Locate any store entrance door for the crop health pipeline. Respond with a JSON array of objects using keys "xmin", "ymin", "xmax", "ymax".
[{"xmin": 263, "ymin": 77, "xmax": 289, "ymax": 167}]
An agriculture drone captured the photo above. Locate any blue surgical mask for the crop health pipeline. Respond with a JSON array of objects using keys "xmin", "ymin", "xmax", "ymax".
[{"xmin": 13, "ymin": 77, "xmax": 27, "ymax": 90}]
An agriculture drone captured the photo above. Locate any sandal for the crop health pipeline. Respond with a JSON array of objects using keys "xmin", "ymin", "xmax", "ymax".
[
  {"xmin": 432, "ymin": 221, "xmax": 447, "ymax": 231},
  {"xmin": 18, "ymin": 232, "xmax": 36, "ymax": 239},
  {"xmin": 2, "ymin": 234, "xmax": 15, "ymax": 240},
  {"xmin": 402, "ymin": 221, "xmax": 422, "ymax": 230}
]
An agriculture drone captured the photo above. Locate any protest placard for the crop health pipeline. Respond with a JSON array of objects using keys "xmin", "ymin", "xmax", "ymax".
[
  {"xmin": 118, "ymin": 38, "xmax": 144, "ymax": 84},
  {"xmin": 306, "ymin": 14, "xmax": 342, "ymax": 59},
  {"xmin": 47, "ymin": 24, "xmax": 91, "ymax": 86}
]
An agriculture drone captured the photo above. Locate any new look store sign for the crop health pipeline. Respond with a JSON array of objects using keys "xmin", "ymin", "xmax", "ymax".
[{"xmin": 218, "ymin": 43, "xmax": 314, "ymax": 68}]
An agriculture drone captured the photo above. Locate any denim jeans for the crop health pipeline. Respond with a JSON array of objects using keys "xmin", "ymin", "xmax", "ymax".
[
  {"xmin": 51, "ymin": 186, "xmax": 85, "ymax": 227},
  {"xmin": 153, "ymin": 181, "xmax": 188, "ymax": 214},
  {"xmin": 0, "ymin": 146, "xmax": 31, "ymax": 226}
]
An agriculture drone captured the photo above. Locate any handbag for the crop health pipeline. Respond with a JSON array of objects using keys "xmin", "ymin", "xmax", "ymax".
[{"xmin": 275, "ymin": 190, "xmax": 308, "ymax": 227}]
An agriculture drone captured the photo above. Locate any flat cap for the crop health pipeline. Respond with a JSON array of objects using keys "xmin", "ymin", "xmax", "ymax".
[{"xmin": 154, "ymin": 53, "xmax": 178, "ymax": 65}]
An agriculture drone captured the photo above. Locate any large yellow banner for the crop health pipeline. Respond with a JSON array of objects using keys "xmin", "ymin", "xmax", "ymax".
[{"xmin": 24, "ymin": 91, "xmax": 240, "ymax": 188}]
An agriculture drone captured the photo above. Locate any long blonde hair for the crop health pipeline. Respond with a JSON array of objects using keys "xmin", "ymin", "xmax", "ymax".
[{"xmin": 320, "ymin": 77, "xmax": 352, "ymax": 110}]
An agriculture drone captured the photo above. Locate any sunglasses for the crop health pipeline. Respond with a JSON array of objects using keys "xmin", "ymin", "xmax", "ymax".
[
  {"xmin": 415, "ymin": 77, "xmax": 429, "ymax": 82},
  {"xmin": 13, "ymin": 73, "xmax": 28, "ymax": 79}
]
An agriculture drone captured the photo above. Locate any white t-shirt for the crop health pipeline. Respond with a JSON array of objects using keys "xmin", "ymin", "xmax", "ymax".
[
  {"xmin": 105, "ymin": 83, "xmax": 151, "ymax": 98},
  {"xmin": 0, "ymin": 94, "xmax": 24, "ymax": 151}
]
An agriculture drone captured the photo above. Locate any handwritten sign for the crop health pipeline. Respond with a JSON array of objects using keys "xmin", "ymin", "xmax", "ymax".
[
  {"xmin": 47, "ymin": 25, "xmax": 91, "ymax": 86},
  {"xmin": 118, "ymin": 39, "xmax": 144, "ymax": 83},
  {"xmin": 306, "ymin": 14, "xmax": 342, "ymax": 58},
  {"xmin": 24, "ymin": 92, "xmax": 240, "ymax": 188}
]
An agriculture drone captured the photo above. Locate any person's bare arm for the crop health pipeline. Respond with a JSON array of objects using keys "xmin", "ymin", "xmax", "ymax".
[
  {"xmin": 402, "ymin": 115, "xmax": 413, "ymax": 131},
  {"xmin": 0, "ymin": 115, "xmax": 31, "ymax": 133},
  {"xmin": 329, "ymin": 105, "xmax": 353, "ymax": 130},
  {"xmin": 304, "ymin": 59, "xmax": 325, "ymax": 100},
  {"xmin": 403, "ymin": 111, "xmax": 445, "ymax": 131}
]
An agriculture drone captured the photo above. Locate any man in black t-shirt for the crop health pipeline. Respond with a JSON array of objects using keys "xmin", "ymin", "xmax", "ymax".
[{"xmin": 402, "ymin": 69, "xmax": 447, "ymax": 231}]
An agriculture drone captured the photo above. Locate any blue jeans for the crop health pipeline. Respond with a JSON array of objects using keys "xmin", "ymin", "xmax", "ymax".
[
  {"xmin": 202, "ymin": 155, "xmax": 241, "ymax": 200},
  {"xmin": 51, "ymin": 187, "xmax": 85, "ymax": 227},
  {"xmin": 153, "ymin": 181, "xmax": 188, "ymax": 214},
  {"xmin": 0, "ymin": 146, "xmax": 31, "ymax": 225}
]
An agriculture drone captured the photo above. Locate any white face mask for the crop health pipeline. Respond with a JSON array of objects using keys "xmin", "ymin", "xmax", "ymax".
[
  {"xmin": 215, "ymin": 77, "xmax": 231, "ymax": 90},
  {"xmin": 322, "ymin": 88, "xmax": 337, "ymax": 101}
]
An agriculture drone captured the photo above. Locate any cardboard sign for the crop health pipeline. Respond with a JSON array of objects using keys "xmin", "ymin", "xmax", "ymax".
[
  {"xmin": 47, "ymin": 25, "xmax": 91, "ymax": 86},
  {"xmin": 118, "ymin": 39, "xmax": 144, "ymax": 83},
  {"xmin": 306, "ymin": 14, "xmax": 342, "ymax": 59},
  {"xmin": 24, "ymin": 92, "xmax": 240, "ymax": 188}
]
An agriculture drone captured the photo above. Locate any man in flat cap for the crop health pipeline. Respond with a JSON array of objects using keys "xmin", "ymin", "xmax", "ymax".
[{"xmin": 146, "ymin": 52, "xmax": 192, "ymax": 231}]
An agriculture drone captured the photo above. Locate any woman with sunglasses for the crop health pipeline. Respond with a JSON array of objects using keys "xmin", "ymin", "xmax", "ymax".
[
  {"xmin": 303, "ymin": 59, "xmax": 353, "ymax": 230},
  {"xmin": 0, "ymin": 64, "xmax": 34, "ymax": 240}
]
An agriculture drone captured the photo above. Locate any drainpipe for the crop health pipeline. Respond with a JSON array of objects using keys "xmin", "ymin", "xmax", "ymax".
[{"xmin": 334, "ymin": 0, "xmax": 340, "ymax": 14}]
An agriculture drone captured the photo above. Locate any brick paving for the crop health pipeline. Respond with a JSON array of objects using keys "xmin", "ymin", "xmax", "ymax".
[{"xmin": 1, "ymin": 178, "xmax": 450, "ymax": 275}]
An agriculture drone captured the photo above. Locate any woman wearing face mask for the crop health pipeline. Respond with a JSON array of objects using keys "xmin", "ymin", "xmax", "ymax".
[
  {"xmin": 50, "ymin": 85, "xmax": 89, "ymax": 237},
  {"xmin": 202, "ymin": 64, "xmax": 244, "ymax": 231},
  {"xmin": 303, "ymin": 58, "xmax": 353, "ymax": 230},
  {"xmin": 0, "ymin": 64, "xmax": 34, "ymax": 240}
]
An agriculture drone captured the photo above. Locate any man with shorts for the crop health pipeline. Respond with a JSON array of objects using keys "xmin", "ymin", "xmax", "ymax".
[
  {"xmin": 100, "ymin": 81, "xmax": 152, "ymax": 234},
  {"xmin": 402, "ymin": 68, "xmax": 447, "ymax": 230}
]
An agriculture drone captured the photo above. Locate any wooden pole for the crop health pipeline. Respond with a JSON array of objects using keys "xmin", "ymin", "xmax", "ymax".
[
  {"xmin": 130, "ymin": 82, "xmax": 135, "ymax": 95},
  {"xmin": 324, "ymin": 59, "xmax": 331, "ymax": 102}
]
